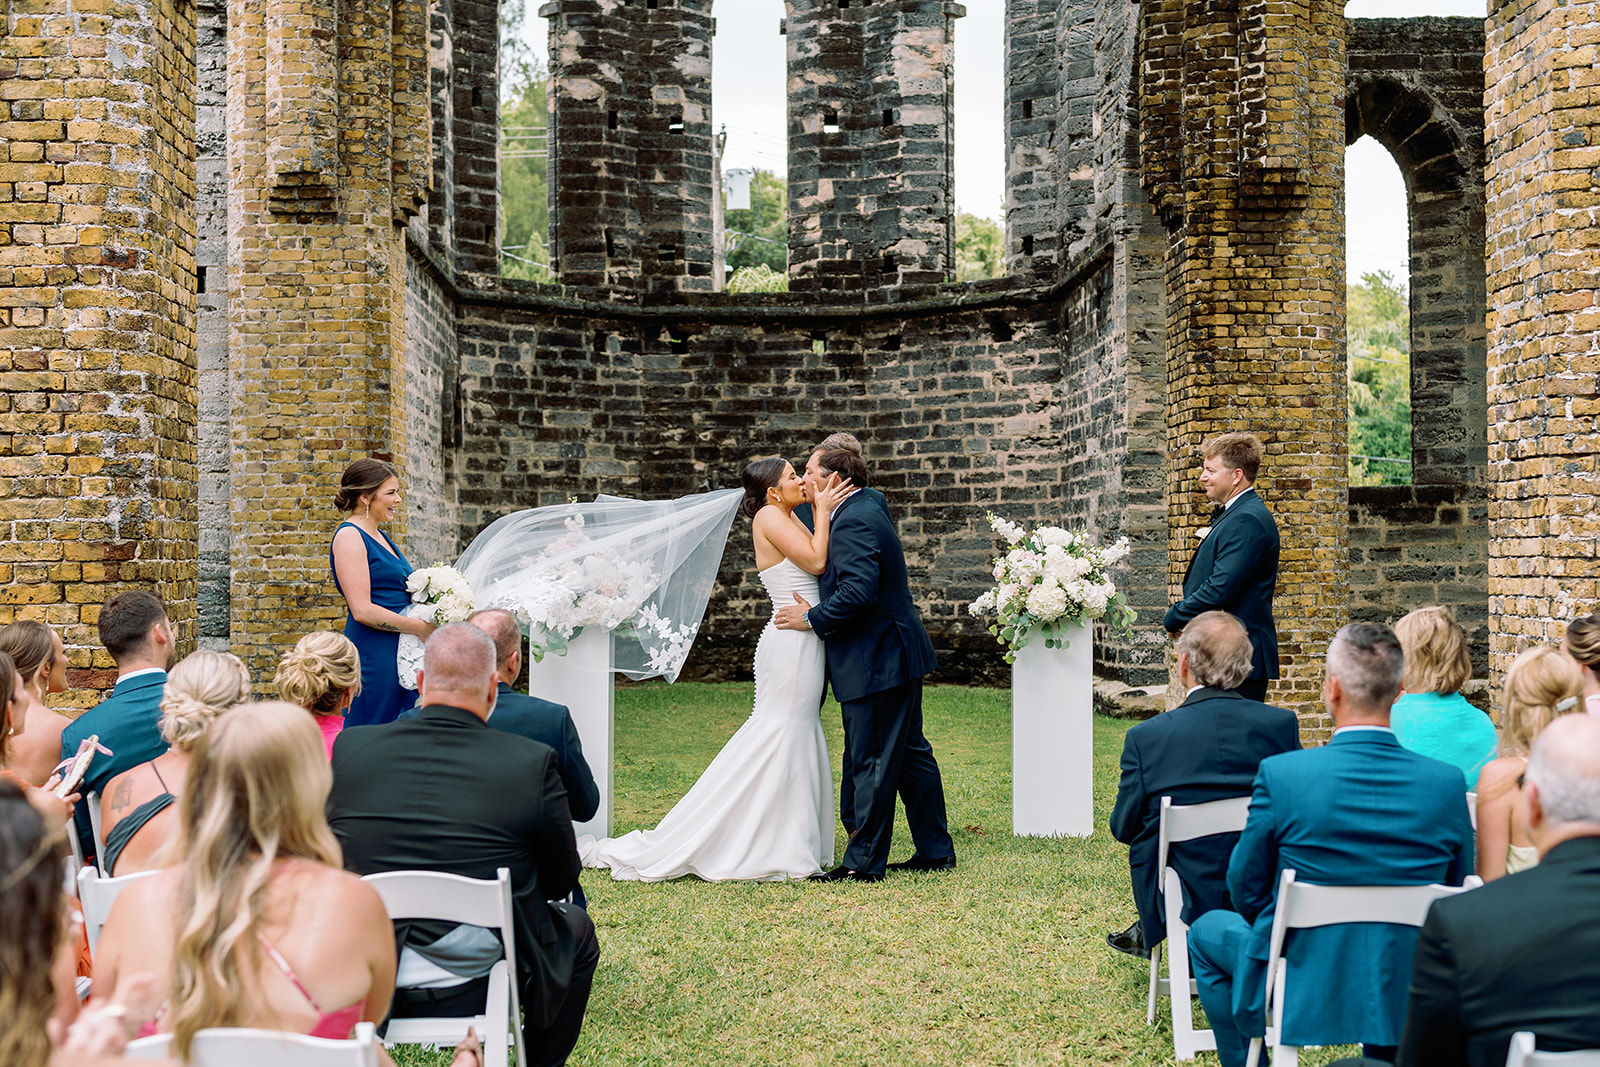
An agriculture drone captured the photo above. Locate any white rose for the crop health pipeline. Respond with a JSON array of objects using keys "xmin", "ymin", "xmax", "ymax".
[
  {"xmin": 1026, "ymin": 582, "xmax": 1068, "ymax": 621},
  {"xmin": 1035, "ymin": 526, "xmax": 1070, "ymax": 547}
]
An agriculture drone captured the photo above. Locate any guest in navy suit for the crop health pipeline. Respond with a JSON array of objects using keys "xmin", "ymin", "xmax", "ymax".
[
  {"xmin": 1187, "ymin": 622, "xmax": 1474, "ymax": 1067},
  {"xmin": 775, "ymin": 448, "xmax": 953, "ymax": 881},
  {"xmin": 60, "ymin": 589, "xmax": 175, "ymax": 862},
  {"xmin": 1107, "ymin": 612, "xmax": 1300, "ymax": 959},
  {"xmin": 1165, "ymin": 433, "xmax": 1280, "ymax": 702}
]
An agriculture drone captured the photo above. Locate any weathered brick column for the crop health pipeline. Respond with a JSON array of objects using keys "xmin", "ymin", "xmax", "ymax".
[
  {"xmin": 1484, "ymin": 0, "xmax": 1600, "ymax": 676},
  {"xmin": 0, "ymin": 0, "xmax": 198, "ymax": 704},
  {"xmin": 784, "ymin": 0, "xmax": 966, "ymax": 291},
  {"xmin": 1140, "ymin": 0, "xmax": 1349, "ymax": 734},
  {"xmin": 227, "ymin": 0, "xmax": 429, "ymax": 684}
]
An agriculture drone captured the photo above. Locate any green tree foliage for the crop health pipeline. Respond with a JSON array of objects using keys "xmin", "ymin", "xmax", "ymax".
[
  {"xmin": 726, "ymin": 264, "xmax": 788, "ymax": 293},
  {"xmin": 498, "ymin": 0, "xmax": 549, "ymax": 282},
  {"xmin": 724, "ymin": 169, "xmax": 787, "ymax": 275},
  {"xmin": 955, "ymin": 211, "xmax": 1003, "ymax": 282},
  {"xmin": 1348, "ymin": 270, "xmax": 1412, "ymax": 486}
]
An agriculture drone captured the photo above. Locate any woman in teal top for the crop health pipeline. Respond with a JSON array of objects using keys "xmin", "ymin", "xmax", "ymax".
[
  {"xmin": 1390, "ymin": 606, "xmax": 1498, "ymax": 789},
  {"xmin": 330, "ymin": 458, "xmax": 436, "ymax": 727}
]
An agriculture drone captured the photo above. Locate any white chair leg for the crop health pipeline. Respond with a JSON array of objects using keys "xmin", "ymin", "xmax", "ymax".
[
  {"xmin": 1168, "ymin": 924, "xmax": 1200, "ymax": 1060},
  {"xmin": 1147, "ymin": 941, "xmax": 1162, "ymax": 1025},
  {"xmin": 1277, "ymin": 1045, "xmax": 1299, "ymax": 1066},
  {"xmin": 1245, "ymin": 1037, "xmax": 1263, "ymax": 1067},
  {"xmin": 484, "ymin": 963, "xmax": 510, "ymax": 1067}
]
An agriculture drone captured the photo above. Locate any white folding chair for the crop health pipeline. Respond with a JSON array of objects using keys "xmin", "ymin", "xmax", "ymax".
[
  {"xmin": 76, "ymin": 866, "xmax": 158, "ymax": 954},
  {"xmin": 125, "ymin": 1020, "xmax": 379, "ymax": 1065},
  {"xmin": 1145, "ymin": 795, "xmax": 1253, "ymax": 1060},
  {"xmin": 1244, "ymin": 868, "xmax": 1483, "ymax": 1067},
  {"xmin": 1467, "ymin": 791, "xmax": 1479, "ymax": 832},
  {"xmin": 362, "ymin": 867, "xmax": 525, "ymax": 1067},
  {"xmin": 1505, "ymin": 1031, "xmax": 1600, "ymax": 1066}
]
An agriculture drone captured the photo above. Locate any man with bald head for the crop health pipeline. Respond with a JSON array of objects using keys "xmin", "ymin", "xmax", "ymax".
[
  {"xmin": 329, "ymin": 622, "xmax": 599, "ymax": 1066},
  {"xmin": 1107, "ymin": 611, "xmax": 1300, "ymax": 960},
  {"xmin": 1391, "ymin": 712, "xmax": 1600, "ymax": 1066}
]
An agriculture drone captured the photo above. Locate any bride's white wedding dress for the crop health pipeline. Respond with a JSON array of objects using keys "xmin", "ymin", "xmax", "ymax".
[{"xmin": 579, "ymin": 558, "xmax": 834, "ymax": 881}]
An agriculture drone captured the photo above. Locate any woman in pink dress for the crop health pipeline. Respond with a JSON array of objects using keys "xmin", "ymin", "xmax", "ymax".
[{"xmin": 275, "ymin": 631, "xmax": 363, "ymax": 759}]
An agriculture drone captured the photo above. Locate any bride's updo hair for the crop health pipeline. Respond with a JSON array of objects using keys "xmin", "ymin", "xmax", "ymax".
[
  {"xmin": 160, "ymin": 650, "xmax": 253, "ymax": 750},
  {"xmin": 275, "ymin": 631, "xmax": 362, "ymax": 718},
  {"xmin": 334, "ymin": 457, "xmax": 398, "ymax": 512},
  {"xmin": 741, "ymin": 457, "xmax": 788, "ymax": 518}
]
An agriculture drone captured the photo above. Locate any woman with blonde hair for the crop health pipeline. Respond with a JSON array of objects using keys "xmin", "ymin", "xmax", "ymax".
[
  {"xmin": 1476, "ymin": 645, "xmax": 1585, "ymax": 881},
  {"xmin": 1390, "ymin": 606, "xmax": 1497, "ymax": 789},
  {"xmin": 0, "ymin": 622, "xmax": 75, "ymax": 787},
  {"xmin": 275, "ymin": 631, "xmax": 362, "ymax": 759},
  {"xmin": 100, "ymin": 651, "xmax": 250, "ymax": 876},
  {"xmin": 1562, "ymin": 611, "xmax": 1600, "ymax": 715}
]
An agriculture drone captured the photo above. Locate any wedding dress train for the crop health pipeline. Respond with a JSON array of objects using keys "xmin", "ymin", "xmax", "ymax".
[{"xmin": 580, "ymin": 558, "xmax": 834, "ymax": 881}]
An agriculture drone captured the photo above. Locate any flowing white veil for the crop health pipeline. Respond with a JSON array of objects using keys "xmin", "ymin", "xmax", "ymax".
[{"xmin": 454, "ymin": 488, "xmax": 744, "ymax": 682}]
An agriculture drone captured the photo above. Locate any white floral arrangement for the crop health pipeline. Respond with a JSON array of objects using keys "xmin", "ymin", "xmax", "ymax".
[
  {"xmin": 486, "ymin": 505, "xmax": 695, "ymax": 671},
  {"xmin": 967, "ymin": 512, "xmax": 1137, "ymax": 663},
  {"xmin": 396, "ymin": 564, "xmax": 477, "ymax": 690}
]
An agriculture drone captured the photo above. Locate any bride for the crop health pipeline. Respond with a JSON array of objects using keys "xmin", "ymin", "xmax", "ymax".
[{"xmin": 580, "ymin": 457, "xmax": 847, "ymax": 881}]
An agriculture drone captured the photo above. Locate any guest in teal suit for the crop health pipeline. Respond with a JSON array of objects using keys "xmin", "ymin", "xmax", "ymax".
[
  {"xmin": 1187, "ymin": 623, "xmax": 1475, "ymax": 1067},
  {"xmin": 61, "ymin": 590, "xmax": 174, "ymax": 863},
  {"xmin": 1391, "ymin": 606, "xmax": 1497, "ymax": 790},
  {"xmin": 330, "ymin": 458, "xmax": 436, "ymax": 728}
]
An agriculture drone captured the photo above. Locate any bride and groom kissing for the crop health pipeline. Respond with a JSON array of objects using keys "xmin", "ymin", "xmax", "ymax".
[{"xmin": 580, "ymin": 436, "xmax": 957, "ymax": 884}]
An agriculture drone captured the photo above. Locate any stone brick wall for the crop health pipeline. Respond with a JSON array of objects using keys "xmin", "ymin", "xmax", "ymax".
[
  {"xmin": 196, "ymin": 0, "xmax": 231, "ymax": 651},
  {"xmin": 1004, "ymin": 0, "xmax": 1059, "ymax": 275},
  {"xmin": 0, "ymin": 0, "xmax": 198, "ymax": 703},
  {"xmin": 1140, "ymin": 0, "xmax": 1350, "ymax": 734},
  {"xmin": 1348, "ymin": 485, "xmax": 1490, "ymax": 673},
  {"xmin": 447, "ymin": 273, "xmax": 1164, "ymax": 684},
  {"xmin": 403, "ymin": 249, "xmax": 460, "ymax": 567},
  {"xmin": 225, "ymin": 0, "xmax": 430, "ymax": 686},
  {"xmin": 1484, "ymin": 0, "xmax": 1600, "ymax": 675},
  {"xmin": 449, "ymin": 0, "xmax": 499, "ymax": 276},
  {"xmin": 783, "ymin": 0, "xmax": 966, "ymax": 291}
]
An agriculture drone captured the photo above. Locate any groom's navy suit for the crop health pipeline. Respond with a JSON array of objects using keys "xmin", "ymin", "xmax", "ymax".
[
  {"xmin": 1164, "ymin": 488, "xmax": 1280, "ymax": 697},
  {"xmin": 805, "ymin": 488, "xmax": 952, "ymax": 875}
]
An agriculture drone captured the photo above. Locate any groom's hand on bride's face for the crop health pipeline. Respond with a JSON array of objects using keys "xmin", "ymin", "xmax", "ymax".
[{"xmin": 774, "ymin": 592, "xmax": 813, "ymax": 631}]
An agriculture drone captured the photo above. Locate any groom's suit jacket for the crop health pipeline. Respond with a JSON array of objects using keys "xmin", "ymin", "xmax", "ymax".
[
  {"xmin": 1163, "ymin": 488, "xmax": 1280, "ymax": 683},
  {"xmin": 1109, "ymin": 686, "xmax": 1300, "ymax": 946},
  {"xmin": 805, "ymin": 488, "xmax": 937, "ymax": 703},
  {"xmin": 793, "ymin": 486, "xmax": 890, "ymax": 532}
]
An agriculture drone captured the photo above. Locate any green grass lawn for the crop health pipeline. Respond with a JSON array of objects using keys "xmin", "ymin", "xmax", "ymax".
[{"xmin": 395, "ymin": 683, "xmax": 1360, "ymax": 1066}]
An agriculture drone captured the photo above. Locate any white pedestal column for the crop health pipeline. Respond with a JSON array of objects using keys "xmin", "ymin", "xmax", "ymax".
[
  {"xmin": 523, "ymin": 628, "xmax": 614, "ymax": 838},
  {"xmin": 1011, "ymin": 622, "xmax": 1094, "ymax": 837}
]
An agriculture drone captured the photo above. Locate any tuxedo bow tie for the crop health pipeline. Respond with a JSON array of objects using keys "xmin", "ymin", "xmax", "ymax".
[{"xmin": 1209, "ymin": 505, "xmax": 1225, "ymax": 522}]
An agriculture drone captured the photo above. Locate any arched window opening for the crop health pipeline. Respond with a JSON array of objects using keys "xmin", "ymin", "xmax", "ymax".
[{"xmin": 1346, "ymin": 135, "xmax": 1411, "ymax": 487}]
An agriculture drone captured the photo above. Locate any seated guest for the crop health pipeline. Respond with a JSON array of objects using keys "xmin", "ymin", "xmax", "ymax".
[
  {"xmin": 99, "ymin": 650, "xmax": 250, "ymax": 875},
  {"xmin": 1187, "ymin": 622, "xmax": 1474, "ymax": 1067},
  {"xmin": 0, "ymin": 622, "xmax": 75, "ymax": 787},
  {"xmin": 0, "ymin": 779, "xmax": 175, "ymax": 1067},
  {"xmin": 0, "ymin": 651, "xmax": 75, "ymax": 828},
  {"xmin": 1562, "ymin": 612, "xmax": 1600, "ymax": 715},
  {"xmin": 1392, "ymin": 713, "xmax": 1600, "ymax": 1066},
  {"xmin": 1475, "ymin": 645, "xmax": 1584, "ymax": 881},
  {"xmin": 275, "ymin": 631, "xmax": 362, "ymax": 759},
  {"xmin": 91, "ymin": 702, "xmax": 476, "ymax": 1067},
  {"xmin": 419, "ymin": 609, "xmax": 600, "ymax": 823},
  {"xmin": 1106, "ymin": 611, "xmax": 1299, "ymax": 959},
  {"xmin": 1390, "ymin": 607, "xmax": 1497, "ymax": 789},
  {"xmin": 329, "ymin": 623, "xmax": 598, "ymax": 1067},
  {"xmin": 60, "ymin": 591, "xmax": 175, "ymax": 862}
]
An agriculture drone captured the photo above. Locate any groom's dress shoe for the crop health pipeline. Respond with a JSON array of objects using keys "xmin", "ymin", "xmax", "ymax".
[
  {"xmin": 885, "ymin": 853, "xmax": 956, "ymax": 873},
  {"xmin": 1106, "ymin": 920, "xmax": 1150, "ymax": 959},
  {"xmin": 809, "ymin": 866, "xmax": 884, "ymax": 883}
]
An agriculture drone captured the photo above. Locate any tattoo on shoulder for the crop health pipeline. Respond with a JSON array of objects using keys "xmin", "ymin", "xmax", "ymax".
[{"xmin": 109, "ymin": 779, "xmax": 131, "ymax": 816}]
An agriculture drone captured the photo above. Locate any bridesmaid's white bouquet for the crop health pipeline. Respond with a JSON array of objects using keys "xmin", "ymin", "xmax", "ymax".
[
  {"xmin": 406, "ymin": 564, "xmax": 477, "ymax": 625},
  {"xmin": 968, "ymin": 512, "xmax": 1136, "ymax": 662},
  {"xmin": 397, "ymin": 564, "xmax": 476, "ymax": 689}
]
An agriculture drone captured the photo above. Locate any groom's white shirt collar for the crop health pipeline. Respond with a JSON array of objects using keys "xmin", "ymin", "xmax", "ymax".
[
  {"xmin": 829, "ymin": 487, "xmax": 860, "ymax": 520},
  {"xmin": 1223, "ymin": 486, "xmax": 1256, "ymax": 511}
]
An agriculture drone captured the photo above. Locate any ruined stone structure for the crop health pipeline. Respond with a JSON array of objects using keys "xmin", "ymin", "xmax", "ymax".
[{"xmin": 2, "ymin": 0, "xmax": 1594, "ymax": 733}]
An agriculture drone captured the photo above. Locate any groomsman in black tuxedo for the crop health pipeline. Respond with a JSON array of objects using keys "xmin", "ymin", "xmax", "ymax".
[
  {"xmin": 1164, "ymin": 432, "xmax": 1280, "ymax": 702},
  {"xmin": 775, "ymin": 448, "xmax": 954, "ymax": 881},
  {"xmin": 1106, "ymin": 611, "xmax": 1300, "ymax": 959}
]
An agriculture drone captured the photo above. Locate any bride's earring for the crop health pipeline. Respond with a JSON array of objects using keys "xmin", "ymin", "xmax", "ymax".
[{"xmin": 365, "ymin": 500, "xmax": 371, "ymax": 518}]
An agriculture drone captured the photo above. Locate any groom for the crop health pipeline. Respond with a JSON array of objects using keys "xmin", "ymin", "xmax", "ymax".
[{"xmin": 775, "ymin": 447, "xmax": 955, "ymax": 882}]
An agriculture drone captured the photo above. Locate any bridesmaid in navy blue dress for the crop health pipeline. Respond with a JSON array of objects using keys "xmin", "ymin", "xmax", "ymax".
[{"xmin": 329, "ymin": 458, "xmax": 436, "ymax": 727}]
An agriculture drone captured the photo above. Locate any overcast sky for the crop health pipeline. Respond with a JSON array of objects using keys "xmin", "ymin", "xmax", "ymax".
[{"xmin": 522, "ymin": 0, "xmax": 1485, "ymax": 285}]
